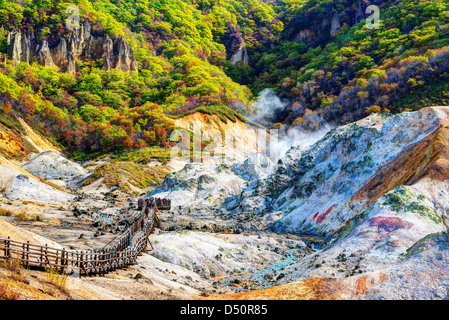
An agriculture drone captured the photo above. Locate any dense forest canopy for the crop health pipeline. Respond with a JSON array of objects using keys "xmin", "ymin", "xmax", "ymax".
[{"xmin": 0, "ymin": 0, "xmax": 449, "ymax": 159}]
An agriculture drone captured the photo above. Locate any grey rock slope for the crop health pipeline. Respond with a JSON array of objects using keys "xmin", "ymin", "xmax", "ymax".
[
  {"xmin": 152, "ymin": 107, "xmax": 449, "ymax": 299},
  {"xmin": 22, "ymin": 151, "xmax": 88, "ymax": 181}
]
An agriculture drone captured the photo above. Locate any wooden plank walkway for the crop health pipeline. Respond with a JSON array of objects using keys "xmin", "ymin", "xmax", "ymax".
[{"xmin": 0, "ymin": 201, "xmax": 163, "ymax": 276}]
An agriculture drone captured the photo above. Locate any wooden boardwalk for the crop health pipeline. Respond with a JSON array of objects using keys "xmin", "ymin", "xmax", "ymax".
[{"xmin": 0, "ymin": 201, "xmax": 161, "ymax": 276}]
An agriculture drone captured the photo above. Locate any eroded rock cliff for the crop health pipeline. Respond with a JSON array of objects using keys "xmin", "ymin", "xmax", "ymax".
[
  {"xmin": 224, "ymin": 24, "xmax": 248, "ymax": 65},
  {"xmin": 6, "ymin": 20, "xmax": 138, "ymax": 73}
]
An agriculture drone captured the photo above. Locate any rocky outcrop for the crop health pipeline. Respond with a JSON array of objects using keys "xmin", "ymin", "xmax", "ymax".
[
  {"xmin": 330, "ymin": 9, "xmax": 341, "ymax": 36},
  {"xmin": 294, "ymin": 29, "xmax": 316, "ymax": 43},
  {"xmin": 224, "ymin": 24, "xmax": 248, "ymax": 65},
  {"xmin": 5, "ymin": 174, "xmax": 75, "ymax": 202},
  {"xmin": 6, "ymin": 20, "xmax": 138, "ymax": 73},
  {"xmin": 22, "ymin": 151, "xmax": 89, "ymax": 181},
  {"xmin": 113, "ymin": 35, "xmax": 138, "ymax": 72},
  {"xmin": 6, "ymin": 29, "xmax": 35, "ymax": 66},
  {"xmin": 153, "ymin": 154, "xmax": 275, "ymax": 209},
  {"xmin": 150, "ymin": 162, "xmax": 248, "ymax": 208},
  {"xmin": 36, "ymin": 38, "xmax": 55, "ymax": 68},
  {"xmin": 289, "ymin": 1, "xmax": 377, "ymax": 45},
  {"xmin": 355, "ymin": 2, "xmax": 366, "ymax": 24}
]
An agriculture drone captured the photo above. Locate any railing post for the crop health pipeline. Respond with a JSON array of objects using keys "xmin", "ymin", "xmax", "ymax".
[
  {"xmin": 22, "ymin": 242, "xmax": 26, "ymax": 263},
  {"xmin": 71, "ymin": 251, "xmax": 74, "ymax": 271},
  {"xmin": 44, "ymin": 244, "xmax": 49, "ymax": 269},
  {"xmin": 61, "ymin": 248, "xmax": 66, "ymax": 273},
  {"xmin": 99, "ymin": 249, "xmax": 103, "ymax": 273},
  {"xmin": 80, "ymin": 251, "xmax": 84, "ymax": 275},
  {"xmin": 55, "ymin": 248, "xmax": 59, "ymax": 270},
  {"xmin": 107, "ymin": 249, "xmax": 111, "ymax": 271},
  {"xmin": 40, "ymin": 246, "xmax": 44, "ymax": 268},
  {"xmin": 76, "ymin": 251, "xmax": 80, "ymax": 273},
  {"xmin": 94, "ymin": 249, "xmax": 97, "ymax": 272},
  {"xmin": 5, "ymin": 236, "xmax": 10, "ymax": 259},
  {"xmin": 104, "ymin": 249, "xmax": 108, "ymax": 272},
  {"xmin": 26, "ymin": 241, "xmax": 30, "ymax": 268}
]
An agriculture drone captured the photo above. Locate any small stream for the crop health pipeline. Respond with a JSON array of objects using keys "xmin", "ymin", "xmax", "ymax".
[
  {"xmin": 219, "ymin": 235, "xmax": 330, "ymax": 291},
  {"xmin": 218, "ymin": 248, "xmax": 306, "ymax": 291}
]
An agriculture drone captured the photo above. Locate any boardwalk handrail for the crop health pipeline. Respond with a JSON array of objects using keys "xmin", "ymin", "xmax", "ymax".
[
  {"xmin": 0, "ymin": 201, "xmax": 160, "ymax": 276},
  {"xmin": 138, "ymin": 197, "xmax": 171, "ymax": 211}
]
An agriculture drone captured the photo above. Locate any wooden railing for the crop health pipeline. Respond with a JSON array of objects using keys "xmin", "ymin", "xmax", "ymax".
[
  {"xmin": 0, "ymin": 201, "xmax": 160, "ymax": 276},
  {"xmin": 138, "ymin": 197, "xmax": 171, "ymax": 211}
]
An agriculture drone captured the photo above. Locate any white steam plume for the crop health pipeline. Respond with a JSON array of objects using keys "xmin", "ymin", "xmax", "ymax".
[
  {"xmin": 274, "ymin": 125, "xmax": 332, "ymax": 160},
  {"xmin": 251, "ymin": 88, "xmax": 288, "ymax": 120},
  {"xmin": 250, "ymin": 88, "xmax": 333, "ymax": 161}
]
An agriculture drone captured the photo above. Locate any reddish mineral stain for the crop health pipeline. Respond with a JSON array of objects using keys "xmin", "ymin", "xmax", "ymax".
[{"xmin": 368, "ymin": 216, "xmax": 413, "ymax": 232}]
